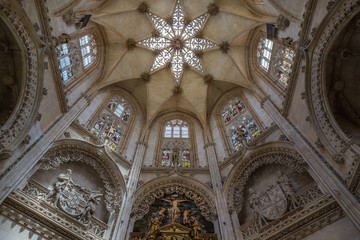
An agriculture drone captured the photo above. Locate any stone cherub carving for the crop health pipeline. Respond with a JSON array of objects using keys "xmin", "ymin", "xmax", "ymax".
[
  {"xmin": 45, "ymin": 169, "xmax": 73, "ymax": 206},
  {"xmin": 248, "ymin": 188, "xmax": 267, "ymax": 228}
]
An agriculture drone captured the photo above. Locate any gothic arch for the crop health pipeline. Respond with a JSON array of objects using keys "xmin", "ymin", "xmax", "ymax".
[
  {"xmin": 223, "ymin": 143, "xmax": 306, "ymax": 213},
  {"xmin": 306, "ymin": 1, "xmax": 360, "ymax": 165},
  {"xmin": 152, "ymin": 113, "xmax": 199, "ymax": 167},
  {"xmin": 86, "ymin": 87, "xmax": 142, "ymax": 154},
  {"xmin": 0, "ymin": 2, "xmax": 44, "ymax": 156},
  {"xmin": 131, "ymin": 174, "xmax": 217, "ymax": 222},
  {"xmin": 210, "ymin": 88, "xmax": 264, "ymax": 156},
  {"xmin": 39, "ymin": 138, "xmax": 126, "ymax": 212}
]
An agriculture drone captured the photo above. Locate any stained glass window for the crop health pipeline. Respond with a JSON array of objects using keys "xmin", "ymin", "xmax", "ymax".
[
  {"xmin": 91, "ymin": 97, "xmax": 131, "ymax": 150},
  {"xmin": 181, "ymin": 149, "xmax": 191, "ymax": 167},
  {"xmin": 90, "ymin": 115, "xmax": 122, "ymax": 150},
  {"xmin": 79, "ymin": 35, "xmax": 96, "ymax": 68},
  {"xmin": 107, "ymin": 98, "xmax": 130, "ymax": 122},
  {"xmin": 162, "ymin": 148, "xmax": 172, "ymax": 167},
  {"xmin": 222, "ymin": 98, "xmax": 260, "ymax": 151},
  {"xmin": 276, "ymin": 48, "xmax": 295, "ymax": 86},
  {"xmin": 222, "ymin": 98, "xmax": 246, "ymax": 125},
  {"xmin": 137, "ymin": 0, "xmax": 217, "ymax": 83},
  {"xmin": 161, "ymin": 148, "xmax": 191, "ymax": 167}
]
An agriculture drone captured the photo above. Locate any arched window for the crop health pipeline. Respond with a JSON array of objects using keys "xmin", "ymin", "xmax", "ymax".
[
  {"xmin": 160, "ymin": 119, "xmax": 192, "ymax": 167},
  {"xmin": 257, "ymin": 38, "xmax": 295, "ymax": 86},
  {"xmin": 90, "ymin": 97, "xmax": 131, "ymax": 150},
  {"xmin": 57, "ymin": 43, "xmax": 75, "ymax": 82},
  {"xmin": 164, "ymin": 119, "xmax": 189, "ymax": 138},
  {"xmin": 56, "ymin": 34, "xmax": 97, "ymax": 82},
  {"xmin": 79, "ymin": 35, "xmax": 96, "ymax": 68},
  {"xmin": 222, "ymin": 98, "xmax": 260, "ymax": 150},
  {"xmin": 257, "ymin": 38, "xmax": 273, "ymax": 71}
]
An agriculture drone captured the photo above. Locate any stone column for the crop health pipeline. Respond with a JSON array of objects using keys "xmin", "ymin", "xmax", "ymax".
[
  {"xmin": 204, "ymin": 142, "xmax": 236, "ymax": 240},
  {"xmin": 261, "ymin": 98, "xmax": 360, "ymax": 230},
  {"xmin": 112, "ymin": 141, "xmax": 147, "ymax": 240},
  {"xmin": 0, "ymin": 96, "xmax": 90, "ymax": 203}
]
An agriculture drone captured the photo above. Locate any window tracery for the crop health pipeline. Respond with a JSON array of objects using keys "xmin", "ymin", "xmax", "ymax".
[
  {"xmin": 257, "ymin": 38, "xmax": 295, "ymax": 86},
  {"xmin": 90, "ymin": 97, "xmax": 131, "ymax": 150},
  {"xmin": 160, "ymin": 119, "xmax": 192, "ymax": 167},
  {"xmin": 222, "ymin": 98, "xmax": 260, "ymax": 151},
  {"xmin": 56, "ymin": 34, "xmax": 97, "ymax": 82},
  {"xmin": 79, "ymin": 35, "xmax": 96, "ymax": 68}
]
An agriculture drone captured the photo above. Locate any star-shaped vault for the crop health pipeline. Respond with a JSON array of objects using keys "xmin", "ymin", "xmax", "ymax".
[{"xmin": 137, "ymin": 0, "xmax": 217, "ymax": 83}]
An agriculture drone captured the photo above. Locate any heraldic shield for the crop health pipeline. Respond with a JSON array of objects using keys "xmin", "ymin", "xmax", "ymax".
[
  {"xmin": 58, "ymin": 182, "xmax": 91, "ymax": 217},
  {"xmin": 257, "ymin": 183, "xmax": 287, "ymax": 220}
]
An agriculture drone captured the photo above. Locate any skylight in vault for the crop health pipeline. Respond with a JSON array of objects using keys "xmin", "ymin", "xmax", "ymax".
[{"xmin": 138, "ymin": 0, "xmax": 217, "ymax": 83}]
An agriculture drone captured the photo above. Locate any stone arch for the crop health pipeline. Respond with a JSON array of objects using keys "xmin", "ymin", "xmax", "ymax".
[
  {"xmin": 131, "ymin": 174, "xmax": 217, "ymax": 222},
  {"xmin": 152, "ymin": 113, "xmax": 199, "ymax": 167},
  {"xmin": 224, "ymin": 143, "xmax": 307, "ymax": 213},
  {"xmin": 0, "ymin": 3, "xmax": 44, "ymax": 156},
  {"xmin": 38, "ymin": 139, "xmax": 126, "ymax": 212},
  {"xmin": 306, "ymin": 0, "xmax": 360, "ymax": 163}
]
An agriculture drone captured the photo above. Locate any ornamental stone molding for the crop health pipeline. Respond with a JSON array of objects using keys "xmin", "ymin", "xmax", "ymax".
[
  {"xmin": 39, "ymin": 139, "xmax": 126, "ymax": 212},
  {"xmin": 0, "ymin": 1, "xmax": 43, "ymax": 153},
  {"xmin": 225, "ymin": 146, "xmax": 306, "ymax": 213},
  {"xmin": 307, "ymin": 1, "xmax": 360, "ymax": 160},
  {"xmin": 131, "ymin": 176, "xmax": 217, "ymax": 222}
]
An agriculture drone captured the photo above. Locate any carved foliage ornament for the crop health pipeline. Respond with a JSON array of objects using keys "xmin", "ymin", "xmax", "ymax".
[
  {"xmin": 40, "ymin": 147, "xmax": 122, "ymax": 212},
  {"xmin": 309, "ymin": 0, "xmax": 360, "ymax": 155},
  {"xmin": 0, "ymin": 3, "xmax": 41, "ymax": 150},
  {"xmin": 229, "ymin": 151, "xmax": 306, "ymax": 213},
  {"xmin": 131, "ymin": 183, "xmax": 217, "ymax": 221}
]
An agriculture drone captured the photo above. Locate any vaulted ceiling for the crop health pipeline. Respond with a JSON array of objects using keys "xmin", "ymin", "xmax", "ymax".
[{"xmin": 90, "ymin": 0, "xmax": 277, "ymax": 125}]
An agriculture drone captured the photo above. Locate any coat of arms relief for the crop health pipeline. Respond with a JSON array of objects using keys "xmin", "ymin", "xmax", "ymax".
[
  {"xmin": 44, "ymin": 169, "xmax": 103, "ymax": 226},
  {"xmin": 248, "ymin": 172, "xmax": 299, "ymax": 228}
]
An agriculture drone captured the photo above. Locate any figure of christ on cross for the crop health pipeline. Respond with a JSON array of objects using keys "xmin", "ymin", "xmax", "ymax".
[{"xmin": 161, "ymin": 196, "xmax": 188, "ymax": 223}]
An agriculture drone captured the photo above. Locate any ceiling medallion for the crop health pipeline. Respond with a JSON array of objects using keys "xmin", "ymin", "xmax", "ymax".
[{"xmin": 137, "ymin": 0, "xmax": 217, "ymax": 83}]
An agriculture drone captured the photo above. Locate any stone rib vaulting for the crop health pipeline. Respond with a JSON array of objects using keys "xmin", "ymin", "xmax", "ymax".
[{"xmin": 0, "ymin": 0, "xmax": 360, "ymax": 240}]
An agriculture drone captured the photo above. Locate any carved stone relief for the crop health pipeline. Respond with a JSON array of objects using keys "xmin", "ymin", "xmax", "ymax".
[
  {"xmin": 39, "ymin": 145, "xmax": 123, "ymax": 213},
  {"xmin": 0, "ymin": 3, "xmax": 42, "ymax": 152},
  {"xmin": 131, "ymin": 182, "xmax": 217, "ymax": 222}
]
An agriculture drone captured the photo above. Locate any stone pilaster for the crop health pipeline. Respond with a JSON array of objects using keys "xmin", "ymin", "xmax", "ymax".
[
  {"xmin": 0, "ymin": 96, "xmax": 90, "ymax": 203},
  {"xmin": 262, "ymin": 98, "xmax": 360, "ymax": 230},
  {"xmin": 205, "ymin": 142, "xmax": 236, "ymax": 240},
  {"xmin": 112, "ymin": 141, "xmax": 147, "ymax": 240}
]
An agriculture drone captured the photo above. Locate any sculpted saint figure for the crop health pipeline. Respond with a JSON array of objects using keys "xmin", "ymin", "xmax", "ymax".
[
  {"xmin": 172, "ymin": 148, "xmax": 180, "ymax": 166},
  {"xmin": 45, "ymin": 169, "xmax": 73, "ymax": 206},
  {"xmin": 162, "ymin": 196, "xmax": 188, "ymax": 222}
]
